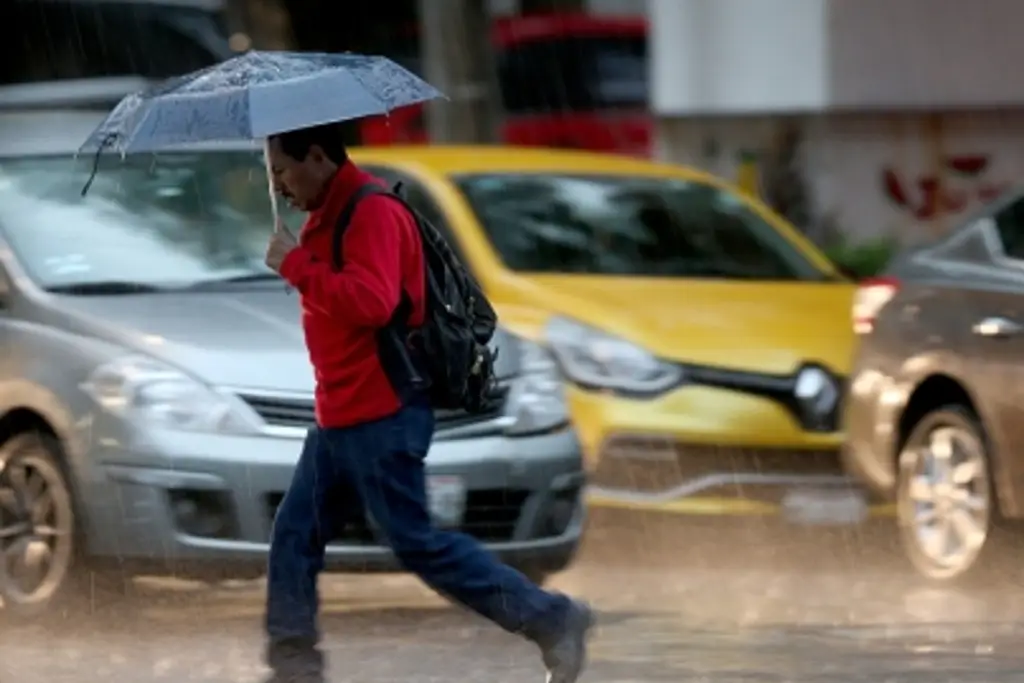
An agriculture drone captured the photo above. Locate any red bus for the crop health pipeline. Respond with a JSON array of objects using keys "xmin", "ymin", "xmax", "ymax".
[{"xmin": 360, "ymin": 13, "xmax": 651, "ymax": 156}]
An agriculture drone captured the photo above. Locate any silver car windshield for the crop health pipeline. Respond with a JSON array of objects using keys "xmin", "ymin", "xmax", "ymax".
[{"xmin": 0, "ymin": 152, "xmax": 302, "ymax": 291}]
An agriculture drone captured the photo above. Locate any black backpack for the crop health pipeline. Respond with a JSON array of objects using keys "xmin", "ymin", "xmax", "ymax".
[{"xmin": 332, "ymin": 182, "xmax": 500, "ymax": 413}]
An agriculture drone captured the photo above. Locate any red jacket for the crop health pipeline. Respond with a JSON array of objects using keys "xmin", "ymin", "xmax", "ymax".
[{"xmin": 279, "ymin": 162, "xmax": 426, "ymax": 428}]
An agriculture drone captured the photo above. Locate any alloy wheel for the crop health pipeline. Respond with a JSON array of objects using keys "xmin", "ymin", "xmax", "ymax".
[
  {"xmin": 0, "ymin": 449, "xmax": 75, "ymax": 609},
  {"xmin": 899, "ymin": 422, "xmax": 991, "ymax": 579}
]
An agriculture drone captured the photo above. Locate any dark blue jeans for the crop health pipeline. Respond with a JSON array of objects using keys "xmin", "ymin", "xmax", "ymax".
[{"xmin": 265, "ymin": 399, "xmax": 570, "ymax": 674}]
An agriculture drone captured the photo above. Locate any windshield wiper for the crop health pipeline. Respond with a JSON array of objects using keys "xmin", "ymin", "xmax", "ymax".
[
  {"xmin": 45, "ymin": 281, "xmax": 170, "ymax": 295},
  {"xmin": 188, "ymin": 273, "xmax": 282, "ymax": 288},
  {"xmin": 213, "ymin": 273, "xmax": 281, "ymax": 284}
]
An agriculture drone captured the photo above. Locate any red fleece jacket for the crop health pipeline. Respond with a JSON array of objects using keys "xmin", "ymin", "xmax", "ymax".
[{"xmin": 278, "ymin": 161, "xmax": 426, "ymax": 428}]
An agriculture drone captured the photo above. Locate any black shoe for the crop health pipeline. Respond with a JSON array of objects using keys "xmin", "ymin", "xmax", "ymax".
[
  {"xmin": 264, "ymin": 637, "xmax": 324, "ymax": 683},
  {"xmin": 541, "ymin": 600, "xmax": 594, "ymax": 683}
]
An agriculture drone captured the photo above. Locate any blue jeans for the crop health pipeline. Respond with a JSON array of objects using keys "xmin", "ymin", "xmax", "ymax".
[{"xmin": 264, "ymin": 399, "xmax": 570, "ymax": 675}]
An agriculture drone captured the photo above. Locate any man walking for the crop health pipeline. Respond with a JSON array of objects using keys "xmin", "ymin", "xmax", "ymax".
[{"xmin": 261, "ymin": 121, "xmax": 593, "ymax": 683}]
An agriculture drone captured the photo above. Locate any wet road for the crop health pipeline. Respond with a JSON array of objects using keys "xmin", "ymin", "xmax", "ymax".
[{"xmin": 5, "ymin": 509, "xmax": 1024, "ymax": 682}]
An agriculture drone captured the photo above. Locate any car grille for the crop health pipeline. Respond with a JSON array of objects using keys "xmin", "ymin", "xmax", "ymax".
[
  {"xmin": 238, "ymin": 386, "xmax": 509, "ymax": 431},
  {"xmin": 592, "ymin": 436, "xmax": 844, "ymax": 503},
  {"xmin": 242, "ymin": 394, "xmax": 314, "ymax": 430},
  {"xmin": 461, "ymin": 489, "xmax": 530, "ymax": 541},
  {"xmin": 265, "ymin": 488, "xmax": 529, "ymax": 544}
]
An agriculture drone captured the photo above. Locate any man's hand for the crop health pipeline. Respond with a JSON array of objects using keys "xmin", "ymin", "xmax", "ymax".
[{"xmin": 265, "ymin": 219, "xmax": 299, "ymax": 273}]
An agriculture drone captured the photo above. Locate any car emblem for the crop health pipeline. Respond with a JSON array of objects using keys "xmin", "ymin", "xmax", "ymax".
[{"xmin": 794, "ymin": 365, "xmax": 839, "ymax": 420}]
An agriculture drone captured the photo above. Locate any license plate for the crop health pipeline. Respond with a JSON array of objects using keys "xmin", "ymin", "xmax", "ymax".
[
  {"xmin": 782, "ymin": 487, "xmax": 868, "ymax": 526},
  {"xmin": 427, "ymin": 475, "xmax": 466, "ymax": 527}
]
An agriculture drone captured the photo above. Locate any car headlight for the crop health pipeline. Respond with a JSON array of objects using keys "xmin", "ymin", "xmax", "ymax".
[
  {"xmin": 81, "ymin": 356, "xmax": 260, "ymax": 435},
  {"xmin": 545, "ymin": 317, "xmax": 683, "ymax": 394},
  {"xmin": 504, "ymin": 337, "xmax": 569, "ymax": 436}
]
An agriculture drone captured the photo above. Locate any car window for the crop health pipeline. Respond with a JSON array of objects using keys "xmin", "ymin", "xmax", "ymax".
[
  {"xmin": 994, "ymin": 194, "xmax": 1024, "ymax": 260},
  {"xmin": 453, "ymin": 173, "xmax": 830, "ymax": 281},
  {"xmin": 0, "ymin": 152, "xmax": 297, "ymax": 290}
]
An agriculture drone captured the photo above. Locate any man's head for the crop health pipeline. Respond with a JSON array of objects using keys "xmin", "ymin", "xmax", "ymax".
[{"xmin": 267, "ymin": 122, "xmax": 349, "ymax": 212}]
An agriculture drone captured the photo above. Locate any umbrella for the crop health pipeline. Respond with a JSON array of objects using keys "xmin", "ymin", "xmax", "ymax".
[{"xmin": 78, "ymin": 50, "xmax": 445, "ymax": 217}]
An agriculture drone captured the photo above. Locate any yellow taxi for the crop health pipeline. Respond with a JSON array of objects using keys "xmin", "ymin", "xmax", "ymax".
[{"xmin": 351, "ymin": 146, "xmax": 858, "ymax": 516}]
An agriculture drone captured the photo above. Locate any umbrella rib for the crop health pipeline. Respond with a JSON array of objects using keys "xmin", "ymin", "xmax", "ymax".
[
  {"xmin": 341, "ymin": 67, "xmax": 394, "ymax": 115},
  {"xmin": 246, "ymin": 69, "xmax": 392, "ymax": 138}
]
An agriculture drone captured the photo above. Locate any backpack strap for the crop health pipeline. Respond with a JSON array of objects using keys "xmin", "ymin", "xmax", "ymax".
[
  {"xmin": 330, "ymin": 183, "xmax": 391, "ymax": 270},
  {"xmin": 330, "ymin": 181, "xmax": 428, "ymax": 401},
  {"xmin": 328, "ymin": 180, "xmax": 419, "ymax": 334}
]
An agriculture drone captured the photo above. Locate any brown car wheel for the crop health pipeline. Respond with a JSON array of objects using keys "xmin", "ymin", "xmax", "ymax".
[{"xmin": 896, "ymin": 405, "xmax": 997, "ymax": 582}]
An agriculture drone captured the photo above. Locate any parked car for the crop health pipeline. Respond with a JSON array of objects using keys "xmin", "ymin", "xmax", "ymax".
[
  {"xmin": 1, "ymin": 0, "xmax": 235, "ymax": 85},
  {"xmin": 843, "ymin": 195, "xmax": 1024, "ymax": 581},
  {"xmin": 339, "ymin": 145, "xmax": 855, "ymax": 520},
  {"xmin": 0, "ymin": 100, "xmax": 584, "ymax": 615}
]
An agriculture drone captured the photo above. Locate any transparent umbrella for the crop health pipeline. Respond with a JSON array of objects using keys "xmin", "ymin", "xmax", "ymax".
[{"xmin": 77, "ymin": 50, "xmax": 445, "ymax": 222}]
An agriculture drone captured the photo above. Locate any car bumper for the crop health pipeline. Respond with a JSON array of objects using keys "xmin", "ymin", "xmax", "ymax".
[
  {"xmin": 77, "ymin": 422, "xmax": 585, "ymax": 575},
  {"xmin": 839, "ymin": 365, "xmax": 901, "ymax": 498},
  {"xmin": 567, "ymin": 384, "xmax": 850, "ymax": 514}
]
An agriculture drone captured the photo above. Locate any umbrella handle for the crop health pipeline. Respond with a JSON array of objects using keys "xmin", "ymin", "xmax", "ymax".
[
  {"xmin": 263, "ymin": 138, "xmax": 292, "ymax": 295},
  {"xmin": 262, "ymin": 138, "xmax": 281, "ymax": 230}
]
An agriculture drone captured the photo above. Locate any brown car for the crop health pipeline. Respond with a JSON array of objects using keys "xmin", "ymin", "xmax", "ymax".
[{"xmin": 843, "ymin": 191, "xmax": 1024, "ymax": 581}]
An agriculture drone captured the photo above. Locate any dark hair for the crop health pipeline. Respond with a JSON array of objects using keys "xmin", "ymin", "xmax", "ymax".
[{"xmin": 272, "ymin": 121, "xmax": 350, "ymax": 164}]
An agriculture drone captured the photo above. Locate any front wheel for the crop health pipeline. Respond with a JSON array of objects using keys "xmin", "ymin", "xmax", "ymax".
[
  {"xmin": 0, "ymin": 434, "xmax": 77, "ymax": 617},
  {"xmin": 896, "ymin": 406, "xmax": 995, "ymax": 582}
]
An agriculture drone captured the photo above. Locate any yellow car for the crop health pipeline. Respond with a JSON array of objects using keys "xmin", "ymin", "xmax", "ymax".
[{"xmin": 352, "ymin": 146, "xmax": 857, "ymax": 517}]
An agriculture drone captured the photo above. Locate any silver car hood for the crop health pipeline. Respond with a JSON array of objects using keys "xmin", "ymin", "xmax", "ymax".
[{"xmin": 37, "ymin": 286, "xmax": 517, "ymax": 393}]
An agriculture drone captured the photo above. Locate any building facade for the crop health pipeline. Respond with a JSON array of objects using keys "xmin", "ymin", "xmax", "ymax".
[{"xmin": 651, "ymin": 0, "xmax": 1024, "ymax": 245}]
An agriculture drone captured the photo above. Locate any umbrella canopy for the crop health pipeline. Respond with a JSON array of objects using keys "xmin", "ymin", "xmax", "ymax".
[{"xmin": 79, "ymin": 51, "xmax": 444, "ymax": 155}]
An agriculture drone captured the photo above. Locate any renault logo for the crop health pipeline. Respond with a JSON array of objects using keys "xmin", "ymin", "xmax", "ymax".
[{"xmin": 794, "ymin": 366, "xmax": 839, "ymax": 420}]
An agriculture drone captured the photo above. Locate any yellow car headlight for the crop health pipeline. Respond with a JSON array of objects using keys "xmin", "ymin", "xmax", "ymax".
[{"xmin": 545, "ymin": 316, "xmax": 683, "ymax": 395}]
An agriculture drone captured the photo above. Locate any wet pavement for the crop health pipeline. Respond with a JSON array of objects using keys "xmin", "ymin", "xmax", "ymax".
[{"xmin": 5, "ymin": 509, "xmax": 1024, "ymax": 682}]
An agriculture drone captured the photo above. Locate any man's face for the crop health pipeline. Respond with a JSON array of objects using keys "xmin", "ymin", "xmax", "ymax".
[{"xmin": 266, "ymin": 138, "xmax": 336, "ymax": 212}]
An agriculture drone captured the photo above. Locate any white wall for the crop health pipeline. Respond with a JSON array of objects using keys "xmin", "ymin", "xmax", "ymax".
[
  {"xmin": 650, "ymin": 0, "xmax": 828, "ymax": 115},
  {"xmin": 813, "ymin": 113, "xmax": 1024, "ymax": 242},
  {"xmin": 657, "ymin": 112, "xmax": 1024, "ymax": 244}
]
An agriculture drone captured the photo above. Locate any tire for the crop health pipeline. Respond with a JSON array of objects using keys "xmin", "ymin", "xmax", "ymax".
[
  {"xmin": 895, "ymin": 405, "xmax": 999, "ymax": 582},
  {"xmin": 0, "ymin": 433, "xmax": 78, "ymax": 619}
]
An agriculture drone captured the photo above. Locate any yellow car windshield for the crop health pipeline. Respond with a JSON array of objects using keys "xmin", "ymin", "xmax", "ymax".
[{"xmin": 455, "ymin": 173, "xmax": 834, "ymax": 282}]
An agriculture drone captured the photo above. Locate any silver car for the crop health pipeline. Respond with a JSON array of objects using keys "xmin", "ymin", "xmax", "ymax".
[{"xmin": 0, "ymin": 102, "xmax": 585, "ymax": 614}]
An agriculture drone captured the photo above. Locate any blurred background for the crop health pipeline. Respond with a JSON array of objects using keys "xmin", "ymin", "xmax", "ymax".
[
  {"xmin": 5, "ymin": 0, "xmax": 1020, "ymax": 277},
  {"xmin": 6, "ymin": 2, "xmax": 1024, "ymax": 682}
]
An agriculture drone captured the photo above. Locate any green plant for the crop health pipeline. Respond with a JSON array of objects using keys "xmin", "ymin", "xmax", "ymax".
[{"xmin": 825, "ymin": 238, "xmax": 899, "ymax": 280}]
